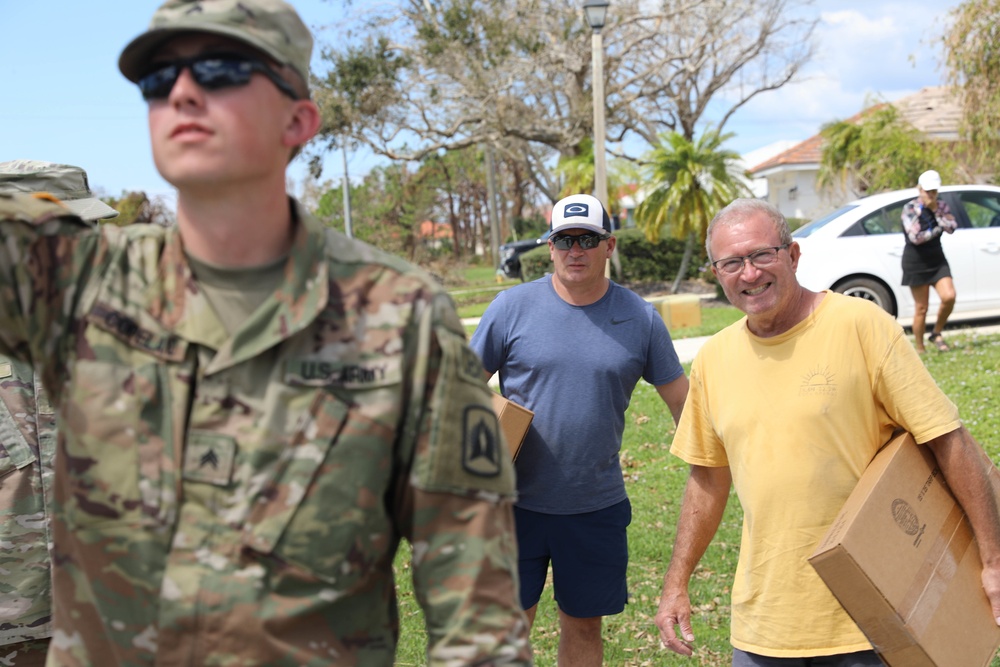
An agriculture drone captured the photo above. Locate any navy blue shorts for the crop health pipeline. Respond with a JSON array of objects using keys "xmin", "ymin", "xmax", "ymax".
[{"xmin": 513, "ymin": 498, "xmax": 631, "ymax": 618}]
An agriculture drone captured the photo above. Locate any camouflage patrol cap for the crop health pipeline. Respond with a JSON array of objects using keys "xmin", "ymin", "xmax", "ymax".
[
  {"xmin": 118, "ymin": 0, "xmax": 313, "ymax": 88},
  {"xmin": 0, "ymin": 161, "xmax": 118, "ymax": 220}
]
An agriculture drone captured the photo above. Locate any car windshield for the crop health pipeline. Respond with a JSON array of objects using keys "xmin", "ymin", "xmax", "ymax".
[{"xmin": 793, "ymin": 205, "xmax": 859, "ymax": 237}]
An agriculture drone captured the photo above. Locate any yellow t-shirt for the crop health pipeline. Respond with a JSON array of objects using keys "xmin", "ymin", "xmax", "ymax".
[{"xmin": 671, "ymin": 291, "xmax": 961, "ymax": 657}]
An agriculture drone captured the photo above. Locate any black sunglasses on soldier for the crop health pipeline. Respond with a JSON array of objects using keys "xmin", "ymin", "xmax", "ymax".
[{"xmin": 137, "ymin": 52, "xmax": 301, "ymax": 101}]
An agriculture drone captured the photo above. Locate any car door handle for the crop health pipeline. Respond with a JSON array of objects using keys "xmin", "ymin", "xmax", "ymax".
[
  {"xmin": 887, "ymin": 247, "xmax": 903, "ymax": 257},
  {"xmin": 981, "ymin": 243, "xmax": 1000, "ymax": 254}
]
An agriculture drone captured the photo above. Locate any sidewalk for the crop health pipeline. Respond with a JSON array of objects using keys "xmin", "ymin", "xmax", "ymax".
[{"xmin": 669, "ymin": 334, "xmax": 711, "ymax": 364}]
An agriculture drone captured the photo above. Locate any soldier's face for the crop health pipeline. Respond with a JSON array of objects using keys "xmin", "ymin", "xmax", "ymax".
[{"xmin": 145, "ymin": 34, "xmax": 299, "ymax": 192}]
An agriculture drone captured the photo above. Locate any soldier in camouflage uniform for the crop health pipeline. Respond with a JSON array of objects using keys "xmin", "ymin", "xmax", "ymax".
[
  {"xmin": 0, "ymin": 162, "xmax": 118, "ymax": 667},
  {"xmin": 0, "ymin": 2, "xmax": 531, "ymax": 666}
]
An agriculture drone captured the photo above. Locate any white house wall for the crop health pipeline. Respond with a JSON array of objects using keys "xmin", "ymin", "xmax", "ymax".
[{"xmin": 763, "ymin": 169, "xmax": 852, "ymax": 222}]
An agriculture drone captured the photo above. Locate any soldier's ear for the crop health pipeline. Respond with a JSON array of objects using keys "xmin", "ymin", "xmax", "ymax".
[{"xmin": 282, "ymin": 100, "xmax": 321, "ymax": 151}]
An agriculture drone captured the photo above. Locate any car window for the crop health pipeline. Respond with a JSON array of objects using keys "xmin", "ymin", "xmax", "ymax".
[
  {"xmin": 792, "ymin": 205, "xmax": 859, "ymax": 237},
  {"xmin": 952, "ymin": 191, "xmax": 1000, "ymax": 228},
  {"xmin": 856, "ymin": 201, "xmax": 907, "ymax": 236}
]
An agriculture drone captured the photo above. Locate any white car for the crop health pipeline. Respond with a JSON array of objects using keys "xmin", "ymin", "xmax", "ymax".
[{"xmin": 793, "ymin": 185, "xmax": 1000, "ymax": 324}]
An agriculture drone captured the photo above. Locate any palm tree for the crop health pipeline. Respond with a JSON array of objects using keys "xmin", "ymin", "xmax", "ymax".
[
  {"xmin": 555, "ymin": 137, "xmax": 597, "ymax": 199},
  {"xmin": 815, "ymin": 117, "xmax": 864, "ymax": 196},
  {"xmin": 634, "ymin": 129, "xmax": 750, "ymax": 293}
]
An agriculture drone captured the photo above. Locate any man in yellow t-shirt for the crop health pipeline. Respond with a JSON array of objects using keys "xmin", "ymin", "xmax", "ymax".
[{"xmin": 654, "ymin": 198, "xmax": 1000, "ymax": 666}]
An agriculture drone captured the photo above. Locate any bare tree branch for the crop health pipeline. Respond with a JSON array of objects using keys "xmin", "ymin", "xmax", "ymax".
[{"xmin": 312, "ymin": 0, "xmax": 816, "ymax": 198}]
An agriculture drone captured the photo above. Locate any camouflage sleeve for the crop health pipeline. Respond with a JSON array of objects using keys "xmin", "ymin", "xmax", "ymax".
[
  {"xmin": 0, "ymin": 193, "xmax": 103, "ymax": 400},
  {"xmin": 0, "ymin": 357, "xmax": 55, "ymax": 643},
  {"xmin": 397, "ymin": 291, "xmax": 532, "ymax": 666}
]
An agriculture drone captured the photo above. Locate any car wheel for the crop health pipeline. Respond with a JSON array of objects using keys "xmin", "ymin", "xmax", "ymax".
[{"xmin": 833, "ymin": 278, "xmax": 895, "ymax": 316}]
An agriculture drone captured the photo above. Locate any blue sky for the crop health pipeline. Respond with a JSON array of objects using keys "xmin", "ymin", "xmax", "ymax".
[{"xmin": 0, "ymin": 0, "xmax": 958, "ymax": 206}]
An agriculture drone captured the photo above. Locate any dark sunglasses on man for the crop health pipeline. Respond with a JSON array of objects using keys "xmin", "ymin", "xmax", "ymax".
[
  {"xmin": 137, "ymin": 52, "xmax": 301, "ymax": 101},
  {"xmin": 550, "ymin": 232, "xmax": 610, "ymax": 251}
]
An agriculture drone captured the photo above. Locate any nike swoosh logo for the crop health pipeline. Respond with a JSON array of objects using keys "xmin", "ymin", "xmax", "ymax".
[{"xmin": 611, "ymin": 318, "xmax": 632, "ymax": 325}]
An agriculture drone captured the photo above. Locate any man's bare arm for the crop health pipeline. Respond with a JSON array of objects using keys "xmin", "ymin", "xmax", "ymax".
[
  {"xmin": 655, "ymin": 464, "xmax": 732, "ymax": 655},
  {"xmin": 655, "ymin": 375, "xmax": 690, "ymax": 426}
]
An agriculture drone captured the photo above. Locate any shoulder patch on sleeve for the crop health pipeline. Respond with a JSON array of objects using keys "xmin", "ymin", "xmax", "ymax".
[{"xmin": 411, "ymin": 326, "xmax": 517, "ymax": 499}]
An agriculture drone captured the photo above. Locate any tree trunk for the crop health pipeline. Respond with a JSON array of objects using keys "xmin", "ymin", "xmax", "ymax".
[{"xmin": 671, "ymin": 231, "xmax": 696, "ymax": 293}]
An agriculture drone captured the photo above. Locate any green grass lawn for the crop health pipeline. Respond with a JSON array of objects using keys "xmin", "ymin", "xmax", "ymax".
[{"xmin": 391, "ymin": 325, "xmax": 1000, "ymax": 666}]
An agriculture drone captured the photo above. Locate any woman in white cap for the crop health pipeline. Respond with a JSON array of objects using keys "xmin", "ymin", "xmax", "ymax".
[{"xmin": 900, "ymin": 169, "xmax": 958, "ymax": 352}]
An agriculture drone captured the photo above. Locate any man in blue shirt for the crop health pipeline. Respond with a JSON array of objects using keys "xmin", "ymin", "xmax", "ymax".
[{"xmin": 471, "ymin": 193, "xmax": 688, "ymax": 666}]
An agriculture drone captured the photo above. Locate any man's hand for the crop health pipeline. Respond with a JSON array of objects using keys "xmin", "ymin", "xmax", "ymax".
[
  {"xmin": 655, "ymin": 586, "xmax": 696, "ymax": 656},
  {"xmin": 654, "ymin": 464, "xmax": 731, "ymax": 657}
]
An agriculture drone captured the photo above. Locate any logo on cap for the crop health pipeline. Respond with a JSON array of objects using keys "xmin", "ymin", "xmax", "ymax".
[{"xmin": 564, "ymin": 203, "xmax": 590, "ymax": 218}]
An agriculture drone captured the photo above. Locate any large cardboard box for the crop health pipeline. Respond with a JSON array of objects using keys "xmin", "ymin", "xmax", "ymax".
[
  {"xmin": 491, "ymin": 393, "xmax": 533, "ymax": 461},
  {"xmin": 809, "ymin": 432, "xmax": 1000, "ymax": 667},
  {"xmin": 652, "ymin": 294, "xmax": 702, "ymax": 329}
]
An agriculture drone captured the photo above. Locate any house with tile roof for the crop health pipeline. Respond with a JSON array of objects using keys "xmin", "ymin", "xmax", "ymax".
[{"xmin": 747, "ymin": 86, "xmax": 962, "ymax": 222}]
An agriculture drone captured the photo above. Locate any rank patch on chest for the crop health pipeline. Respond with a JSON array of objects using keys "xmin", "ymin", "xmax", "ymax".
[
  {"xmin": 462, "ymin": 405, "xmax": 501, "ymax": 477},
  {"xmin": 0, "ymin": 362, "xmax": 10, "ymax": 379},
  {"xmin": 183, "ymin": 431, "xmax": 238, "ymax": 486}
]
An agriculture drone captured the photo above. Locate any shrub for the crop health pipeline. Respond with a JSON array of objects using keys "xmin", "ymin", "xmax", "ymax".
[
  {"xmin": 520, "ymin": 244, "xmax": 552, "ymax": 281},
  {"xmin": 614, "ymin": 229, "xmax": 707, "ymax": 283}
]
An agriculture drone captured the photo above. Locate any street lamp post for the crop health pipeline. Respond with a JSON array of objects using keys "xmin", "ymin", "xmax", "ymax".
[
  {"xmin": 341, "ymin": 141, "xmax": 353, "ymax": 239},
  {"xmin": 583, "ymin": 0, "xmax": 610, "ymax": 274}
]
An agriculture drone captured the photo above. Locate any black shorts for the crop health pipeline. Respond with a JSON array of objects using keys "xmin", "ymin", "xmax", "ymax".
[
  {"xmin": 901, "ymin": 242, "xmax": 951, "ymax": 287},
  {"xmin": 901, "ymin": 261, "xmax": 951, "ymax": 287},
  {"xmin": 514, "ymin": 498, "xmax": 631, "ymax": 618}
]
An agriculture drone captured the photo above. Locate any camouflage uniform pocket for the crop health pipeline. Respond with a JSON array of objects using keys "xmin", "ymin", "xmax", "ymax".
[
  {"xmin": 0, "ymin": 421, "xmax": 35, "ymax": 476},
  {"xmin": 239, "ymin": 389, "xmax": 394, "ymax": 588},
  {"xmin": 65, "ymin": 358, "xmax": 174, "ymax": 527},
  {"xmin": 0, "ymin": 363, "xmax": 38, "ymax": 475}
]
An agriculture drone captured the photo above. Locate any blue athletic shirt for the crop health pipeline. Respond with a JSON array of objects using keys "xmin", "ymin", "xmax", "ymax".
[{"xmin": 470, "ymin": 275, "xmax": 684, "ymax": 514}]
